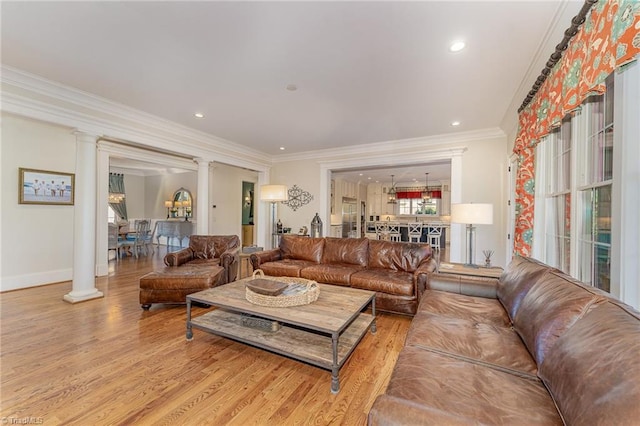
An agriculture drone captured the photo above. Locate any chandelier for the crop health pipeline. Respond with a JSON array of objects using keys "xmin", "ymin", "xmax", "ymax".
[
  {"xmin": 108, "ymin": 192, "xmax": 125, "ymax": 204},
  {"xmin": 387, "ymin": 174, "xmax": 397, "ymax": 204}
]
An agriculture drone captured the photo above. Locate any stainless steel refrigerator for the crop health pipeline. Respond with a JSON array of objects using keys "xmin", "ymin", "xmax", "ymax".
[{"xmin": 341, "ymin": 197, "xmax": 357, "ymax": 238}]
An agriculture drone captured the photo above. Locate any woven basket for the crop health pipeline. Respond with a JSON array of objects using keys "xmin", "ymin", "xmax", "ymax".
[{"xmin": 245, "ymin": 270, "xmax": 319, "ymax": 307}]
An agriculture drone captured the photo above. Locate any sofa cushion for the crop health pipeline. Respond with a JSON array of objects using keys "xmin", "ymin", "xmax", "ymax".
[
  {"xmin": 539, "ymin": 301, "xmax": 640, "ymax": 425},
  {"xmin": 367, "ymin": 240, "xmax": 430, "ymax": 272},
  {"xmin": 405, "ymin": 311, "xmax": 538, "ymax": 378},
  {"xmin": 513, "ymin": 270, "xmax": 605, "ymax": 365},
  {"xmin": 369, "ymin": 394, "xmax": 473, "ymax": 426},
  {"xmin": 280, "ymin": 235, "xmax": 324, "ymax": 263},
  {"xmin": 419, "ymin": 290, "xmax": 511, "ymax": 327},
  {"xmin": 498, "ymin": 256, "xmax": 556, "ymax": 321},
  {"xmin": 351, "ymin": 269, "xmax": 414, "ymax": 297},
  {"xmin": 381, "ymin": 346, "xmax": 562, "ymax": 425},
  {"xmin": 259, "ymin": 259, "xmax": 316, "ymax": 278},
  {"xmin": 300, "ymin": 264, "xmax": 363, "ymax": 286},
  {"xmin": 185, "ymin": 258, "xmax": 221, "ymax": 267},
  {"xmin": 321, "ymin": 237, "xmax": 368, "ymax": 266}
]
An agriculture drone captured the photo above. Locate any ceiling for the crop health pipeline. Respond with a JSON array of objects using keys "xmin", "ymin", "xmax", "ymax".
[{"xmin": 1, "ymin": 1, "xmax": 581, "ymax": 156}]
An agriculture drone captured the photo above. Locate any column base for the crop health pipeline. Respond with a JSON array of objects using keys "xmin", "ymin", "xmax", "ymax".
[{"xmin": 63, "ymin": 289, "xmax": 104, "ymax": 304}]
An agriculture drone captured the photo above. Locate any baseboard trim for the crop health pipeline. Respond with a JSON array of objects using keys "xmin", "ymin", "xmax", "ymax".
[{"xmin": 0, "ymin": 269, "xmax": 72, "ymax": 292}]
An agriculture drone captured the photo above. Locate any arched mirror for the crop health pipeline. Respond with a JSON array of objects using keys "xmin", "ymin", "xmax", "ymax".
[{"xmin": 171, "ymin": 187, "xmax": 193, "ymax": 219}]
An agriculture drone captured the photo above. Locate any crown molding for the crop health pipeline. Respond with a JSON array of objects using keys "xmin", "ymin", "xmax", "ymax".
[
  {"xmin": 1, "ymin": 65, "xmax": 272, "ymax": 172},
  {"xmin": 277, "ymin": 127, "xmax": 503, "ymax": 163}
]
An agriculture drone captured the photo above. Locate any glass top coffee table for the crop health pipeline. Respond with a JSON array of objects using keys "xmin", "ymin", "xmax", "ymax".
[{"xmin": 186, "ymin": 277, "xmax": 376, "ymax": 394}]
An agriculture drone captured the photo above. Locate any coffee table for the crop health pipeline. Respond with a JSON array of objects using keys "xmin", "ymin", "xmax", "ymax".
[{"xmin": 186, "ymin": 278, "xmax": 376, "ymax": 394}]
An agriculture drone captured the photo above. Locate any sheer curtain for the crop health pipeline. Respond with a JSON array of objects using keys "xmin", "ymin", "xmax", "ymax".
[{"xmin": 109, "ymin": 173, "xmax": 128, "ymax": 220}]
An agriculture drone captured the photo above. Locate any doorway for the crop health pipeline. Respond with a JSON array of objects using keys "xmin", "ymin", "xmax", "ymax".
[{"xmin": 242, "ymin": 181, "xmax": 255, "ymax": 246}]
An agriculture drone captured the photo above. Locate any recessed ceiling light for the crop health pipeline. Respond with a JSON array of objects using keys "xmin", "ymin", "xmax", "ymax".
[
  {"xmin": 368, "ymin": 177, "xmax": 372, "ymax": 180},
  {"xmin": 451, "ymin": 121, "xmax": 461, "ymax": 126},
  {"xmin": 449, "ymin": 41, "xmax": 466, "ymax": 52},
  {"xmin": 359, "ymin": 173, "xmax": 363, "ymax": 176},
  {"xmin": 286, "ymin": 84, "xmax": 298, "ymax": 91},
  {"xmin": 194, "ymin": 113, "xmax": 204, "ymax": 118},
  {"xmin": 279, "ymin": 147, "xmax": 285, "ymax": 150}
]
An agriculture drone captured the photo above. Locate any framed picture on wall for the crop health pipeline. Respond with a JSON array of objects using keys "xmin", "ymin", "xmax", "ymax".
[{"xmin": 19, "ymin": 167, "xmax": 75, "ymax": 205}]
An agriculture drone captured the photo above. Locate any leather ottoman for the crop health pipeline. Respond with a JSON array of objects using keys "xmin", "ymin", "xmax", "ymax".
[{"xmin": 139, "ymin": 265, "xmax": 225, "ymax": 310}]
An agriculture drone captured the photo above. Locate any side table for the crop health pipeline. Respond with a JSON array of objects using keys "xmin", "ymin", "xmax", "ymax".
[
  {"xmin": 437, "ymin": 262, "xmax": 504, "ymax": 279},
  {"xmin": 238, "ymin": 252, "xmax": 253, "ymax": 279}
]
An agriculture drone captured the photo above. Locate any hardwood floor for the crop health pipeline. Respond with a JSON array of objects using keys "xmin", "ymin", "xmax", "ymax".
[{"xmin": 0, "ymin": 247, "xmax": 412, "ymax": 425}]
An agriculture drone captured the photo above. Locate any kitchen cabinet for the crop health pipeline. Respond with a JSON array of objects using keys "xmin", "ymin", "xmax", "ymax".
[{"xmin": 440, "ymin": 183, "xmax": 451, "ymax": 216}]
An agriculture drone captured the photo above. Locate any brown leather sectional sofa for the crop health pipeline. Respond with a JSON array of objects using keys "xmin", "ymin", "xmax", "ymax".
[
  {"xmin": 368, "ymin": 256, "xmax": 640, "ymax": 425},
  {"xmin": 250, "ymin": 235, "xmax": 436, "ymax": 315}
]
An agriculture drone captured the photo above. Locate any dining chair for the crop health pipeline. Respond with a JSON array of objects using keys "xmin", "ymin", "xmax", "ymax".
[
  {"xmin": 127, "ymin": 219, "xmax": 154, "ymax": 258},
  {"xmin": 408, "ymin": 222, "xmax": 423, "ymax": 243},
  {"xmin": 108, "ymin": 222, "xmax": 119, "ymax": 260}
]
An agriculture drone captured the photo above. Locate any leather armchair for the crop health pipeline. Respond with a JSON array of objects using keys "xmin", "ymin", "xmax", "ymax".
[{"xmin": 164, "ymin": 235, "xmax": 240, "ymax": 283}]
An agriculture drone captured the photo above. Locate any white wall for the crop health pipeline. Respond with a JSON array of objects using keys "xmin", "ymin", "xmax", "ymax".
[
  {"xmin": 144, "ymin": 172, "xmax": 197, "ymax": 220},
  {"xmin": 210, "ymin": 163, "xmax": 258, "ymax": 240},
  {"xmin": 270, "ymin": 160, "xmax": 322, "ymax": 236},
  {"xmin": 1, "ymin": 113, "xmax": 76, "ymax": 291},
  {"xmin": 123, "ymin": 174, "xmax": 146, "ymax": 219},
  {"xmin": 459, "ymin": 135, "xmax": 508, "ymax": 266}
]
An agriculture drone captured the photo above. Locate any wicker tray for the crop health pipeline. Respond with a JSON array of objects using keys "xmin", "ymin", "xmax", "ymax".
[{"xmin": 245, "ymin": 270, "xmax": 319, "ymax": 307}]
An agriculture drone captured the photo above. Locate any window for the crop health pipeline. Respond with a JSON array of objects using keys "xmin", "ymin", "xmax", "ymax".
[
  {"xmin": 576, "ymin": 74, "xmax": 614, "ymax": 292},
  {"xmin": 398, "ymin": 198, "xmax": 438, "ymax": 215},
  {"xmin": 534, "ymin": 73, "xmax": 620, "ymax": 294},
  {"xmin": 537, "ymin": 117, "xmax": 573, "ymax": 274},
  {"xmin": 108, "ymin": 205, "xmax": 117, "ymax": 223}
]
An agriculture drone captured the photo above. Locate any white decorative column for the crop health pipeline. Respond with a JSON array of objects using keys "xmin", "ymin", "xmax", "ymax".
[
  {"xmin": 64, "ymin": 131, "xmax": 104, "ymax": 303},
  {"xmin": 195, "ymin": 158, "xmax": 210, "ymax": 235}
]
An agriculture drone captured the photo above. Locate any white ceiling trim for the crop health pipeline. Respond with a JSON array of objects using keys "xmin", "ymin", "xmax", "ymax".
[
  {"xmin": 276, "ymin": 128, "xmax": 501, "ymax": 163},
  {"xmin": 319, "ymin": 146, "xmax": 467, "ymax": 172},
  {"xmin": 1, "ymin": 65, "xmax": 272, "ymax": 170},
  {"xmin": 99, "ymin": 140, "xmax": 198, "ymax": 172}
]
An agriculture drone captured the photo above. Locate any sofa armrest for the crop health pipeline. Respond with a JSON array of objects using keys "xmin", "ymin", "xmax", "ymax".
[
  {"xmin": 219, "ymin": 246, "xmax": 241, "ymax": 283},
  {"xmin": 427, "ymin": 272, "xmax": 498, "ymax": 299},
  {"xmin": 414, "ymin": 258, "xmax": 438, "ymax": 299},
  {"xmin": 164, "ymin": 248, "xmax": 195, "ymax": 267},
  {"xmin": 250, "ymin": 249, "xmax": 282, "ymax": 271}
]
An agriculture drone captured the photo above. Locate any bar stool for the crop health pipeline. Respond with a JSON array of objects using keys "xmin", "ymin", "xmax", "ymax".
[
  {"xmin": 408, "ymin": 222, "xmax": 423, "ymax": 243},
  {"xmin": 428, "ymin": 225, "xmax": 442, "ymax": 251},
  {"xmin": 388, "ymin": 222, "xmax": 401, "ymax": 242}
]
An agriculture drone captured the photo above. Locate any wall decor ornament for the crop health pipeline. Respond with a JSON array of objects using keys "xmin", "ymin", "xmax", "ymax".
[{"xmin": 282, "ymin": 184, "xmax": 313, "ymax": 211}]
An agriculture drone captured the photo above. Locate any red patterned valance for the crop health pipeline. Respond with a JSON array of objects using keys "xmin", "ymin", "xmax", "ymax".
[
  {"xmin": 515, "ymin": 0, "xmax": 640, "ymax": 153},
  {"xmin": 396, "ymin": 190, "xmax": 442, "ymax": 199}
]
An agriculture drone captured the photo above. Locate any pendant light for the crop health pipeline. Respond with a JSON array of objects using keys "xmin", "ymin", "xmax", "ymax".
[
  {"xmin": 421, "ymin": 173, "xmax": 431, "ymax": 202},
  {"xmin": 387, "ymin": 174, "xmax": 397, "ymax": 204}
]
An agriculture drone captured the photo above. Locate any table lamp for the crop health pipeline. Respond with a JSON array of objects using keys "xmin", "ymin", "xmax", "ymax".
[
  {"xmin": 450, "ymin": 203, "xmax": 493, "ymax": 268},
  {"xmin": 260, "ymin": 184, "xmax": 288, "ymax": 249},
  {"xmin": 164, "ymin": 200, "xmax": 173, "ymax": 219}
]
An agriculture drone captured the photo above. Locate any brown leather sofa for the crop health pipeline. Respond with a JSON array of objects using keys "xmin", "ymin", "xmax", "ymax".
[
  {"xmin": 250, "ymin": 235, "xmax": 436, "ymax": 315},
  {"xmin": 164, "ymin": 235, "xmax": 241, "ymax": 284},
  {"xmin": 368, "ymin": 256, "xmax": 640, "ymax": 425}
]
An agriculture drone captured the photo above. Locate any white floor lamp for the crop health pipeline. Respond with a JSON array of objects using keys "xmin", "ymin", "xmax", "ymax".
[
  {"xmin": 260, "ymin": 184, "xmax": 288, "ymax": 249},
  {"xmin": 451, "ymin": 203, "xmax": 493, "ymax": 268}
]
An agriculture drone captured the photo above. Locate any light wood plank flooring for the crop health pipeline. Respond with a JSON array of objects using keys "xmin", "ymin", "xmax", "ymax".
[{"xmin": 1, "ymin": 247, "xmax": 412, "ymax": 425}]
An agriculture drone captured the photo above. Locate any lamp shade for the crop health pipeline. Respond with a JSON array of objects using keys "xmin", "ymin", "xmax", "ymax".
[
  {"xmin": 260, "ymin": 184, "xmax": 288, "ymax": 202},
  {"xmin": 450, "ymin": 203, "xmax": 493, "ymax": 225},
  {"xmin": 164, "ymin": 200, "xmax": 173, "ymax": 208}
]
